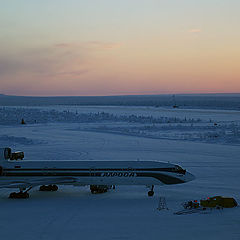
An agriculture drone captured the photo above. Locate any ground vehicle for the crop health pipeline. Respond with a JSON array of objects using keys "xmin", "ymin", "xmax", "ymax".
[{"xmin": 200, "ymin": 196, "xmax": 238, "ymax": 208}]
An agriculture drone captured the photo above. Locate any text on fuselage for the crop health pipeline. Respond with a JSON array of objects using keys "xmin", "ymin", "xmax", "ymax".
[{"xmin": 101, "ymin": 172, "xmax": 136, "ymax": 177}]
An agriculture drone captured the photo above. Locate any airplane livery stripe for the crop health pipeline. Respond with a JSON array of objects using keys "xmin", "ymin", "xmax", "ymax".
[
  {"xmin": 4, "ymin": 167, "xmax": 183, "ymax": 173},
  {"xmin": 136, "ymin": 172, "xmax": 184, "ymax": 184},
  {"xmin": 2, "ymin": 171, "xmax": 184, "ymax": 184}
]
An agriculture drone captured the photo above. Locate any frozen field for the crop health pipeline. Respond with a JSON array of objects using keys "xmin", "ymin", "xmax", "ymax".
[{"xmin": 0, "ymin": 105, "xmax": 240, "ymax": 240}]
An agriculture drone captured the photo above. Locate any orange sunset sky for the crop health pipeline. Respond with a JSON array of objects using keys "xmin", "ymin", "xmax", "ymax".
[{"xmin": 0, "ymin": 0, "xmax": 240, "ymax": 96}]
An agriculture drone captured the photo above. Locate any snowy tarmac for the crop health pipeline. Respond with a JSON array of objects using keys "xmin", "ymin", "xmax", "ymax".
[{"xmin": 0, "ymin": 106, "xmax": 240, "ymax": 240}]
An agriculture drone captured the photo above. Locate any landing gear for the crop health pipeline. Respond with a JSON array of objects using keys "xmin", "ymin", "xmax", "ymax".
[
  {"xmin": 9, "ymin": 191, "xmax": 29, "ymax": 199},
  {"xmin": 90, "ymin": 185, "xmax": 111, "ymax": 194},
  {"xmin": 9, "ymin": 187, "xmax": 32, "ymax": 199},
  {"xmin": 148, "ymin": 185, "xmax": 154, "ymax": 197},
  {"xmin": 39, "ymin": 185, "xmax": 58, "ymax": 191}
]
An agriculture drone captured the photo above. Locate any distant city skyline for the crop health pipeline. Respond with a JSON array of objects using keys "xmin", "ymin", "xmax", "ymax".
[{"xmin": 0, "ymin": 0, "xmax": 239, "ymax": 96}]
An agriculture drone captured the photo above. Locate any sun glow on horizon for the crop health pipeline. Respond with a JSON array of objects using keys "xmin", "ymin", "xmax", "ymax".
[{"xmin": 0, "ymin": 0, "xmax": 240, "ymax": 96}]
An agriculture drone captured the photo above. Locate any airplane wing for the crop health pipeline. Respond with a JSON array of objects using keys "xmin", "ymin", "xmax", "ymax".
[{"xmin": 0, "ymin": 177, "xmax": 78, "ymax": 189}]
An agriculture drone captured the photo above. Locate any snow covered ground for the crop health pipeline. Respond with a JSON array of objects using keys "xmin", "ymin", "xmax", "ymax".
[{"xmin": 0, "ymin": 105, "xmax": 240, "ymax": 240}]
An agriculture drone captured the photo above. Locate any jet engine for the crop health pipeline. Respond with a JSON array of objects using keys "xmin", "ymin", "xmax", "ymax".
[
  {"xmin": 0, "ymin": 147, "xmax": 12, "ymax": 161},
  {"xmin": 0, "ymin": 147, "xmax": 24, "ymax": 161}
]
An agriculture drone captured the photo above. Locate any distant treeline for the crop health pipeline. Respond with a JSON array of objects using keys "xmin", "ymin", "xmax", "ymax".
[
  {"xmin": 0, "ymin": 94, "xmax": 240, "ymax": 110},
  {"xmin": 0, "ymin": 107, "xmax": 201, "ymax": 125}
]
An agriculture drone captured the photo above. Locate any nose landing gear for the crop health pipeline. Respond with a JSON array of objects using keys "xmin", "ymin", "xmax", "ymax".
[{"xmin": 148, "ymin": 185, "xmax": 154, "ymax": 197}]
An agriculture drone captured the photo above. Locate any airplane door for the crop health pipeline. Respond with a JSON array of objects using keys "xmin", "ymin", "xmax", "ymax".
[
  {"xmin": 90, "ymin": 167, "xmax": 95, "ymax": 177},
  {"xmin": 43, "ymin": 167, "xmax": 50, "ymax": 176}
]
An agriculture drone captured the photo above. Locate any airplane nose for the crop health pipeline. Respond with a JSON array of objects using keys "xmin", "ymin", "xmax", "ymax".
[{"xmin": 185, "ymin": 172, "xmax": 195, "ymax": 182}]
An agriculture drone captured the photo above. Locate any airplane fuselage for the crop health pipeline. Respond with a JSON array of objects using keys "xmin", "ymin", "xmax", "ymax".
[{"xmin": 0, "ymin": 160, "xmax": 195, "ymax": 187}]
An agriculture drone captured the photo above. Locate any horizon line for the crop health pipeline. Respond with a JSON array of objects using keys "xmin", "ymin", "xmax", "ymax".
[{"xmin": 1, "ymin": 92, "xmax": 240, "ymax": 98}]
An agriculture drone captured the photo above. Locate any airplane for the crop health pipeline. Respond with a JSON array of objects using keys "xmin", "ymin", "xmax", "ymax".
[{"xmin": 0, "ymin": 147, "xmax": 195, "ymax": 198}]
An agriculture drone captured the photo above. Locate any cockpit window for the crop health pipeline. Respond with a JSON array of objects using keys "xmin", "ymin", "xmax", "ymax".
[{"xmin": 173, "ymin": 165, "xmax": 186, "ymax": 174}]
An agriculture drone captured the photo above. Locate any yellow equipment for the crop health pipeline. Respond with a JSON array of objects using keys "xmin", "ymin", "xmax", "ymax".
[{"xmin": 200, "ymin": 196, "xmax": 238, "ymax": 208}]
